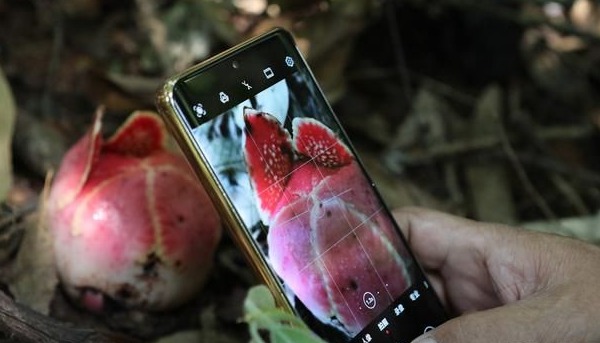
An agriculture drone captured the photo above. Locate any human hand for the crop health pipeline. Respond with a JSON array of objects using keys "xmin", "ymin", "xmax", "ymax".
[{"xmin": 393, "ymin": 207, "xmax": 600, "ymax": 343}]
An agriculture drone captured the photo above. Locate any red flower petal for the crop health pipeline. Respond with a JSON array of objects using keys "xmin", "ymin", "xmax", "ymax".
[
  {"xmin": 50, "ymin": 107, "xmax": 103, "ymax": 209},
  {"xmin": 243, "ymin": 108, "xmax": 293, "ymax": 220},
  {"xmin": 292, "ymin": 117, "xmax": 353, "ymax": 168},
  {"xmin": 104, "ymin": 111, "xmax": 166, "ymax": 157}
]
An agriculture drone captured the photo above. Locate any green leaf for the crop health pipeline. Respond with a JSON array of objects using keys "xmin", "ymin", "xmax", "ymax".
[
  {"xmin": 271, "ymin": 327, "xmax": 327, "ymax": 343},
  {"xmin": 244, "ymin": 285, "xmax": 327, "ymax": 343},
  {"xmin": 0, "ymin": 67, "xmax": 16, "ymax": 202}
]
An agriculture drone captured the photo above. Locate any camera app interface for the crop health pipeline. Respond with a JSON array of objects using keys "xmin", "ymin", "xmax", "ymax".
[{"xmin": 174, "ymin": 34, "xmax": 445, "ymax": 342}]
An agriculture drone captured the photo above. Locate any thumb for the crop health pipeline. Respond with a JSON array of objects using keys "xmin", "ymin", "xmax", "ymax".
[{"xmin": 411, "ymin": 301, "xmax": 565, "ymax": 343}]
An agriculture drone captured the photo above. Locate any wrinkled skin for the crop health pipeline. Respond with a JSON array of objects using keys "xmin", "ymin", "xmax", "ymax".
[
  {"xmin": 394, "ymin": 207, "xmax": 600, "ymax": 343},
  {"xmin": 243, "ymin": 108, "xmax": 411, "ymax": 335},
  {"xmin": 47, "ymin": 109, "xmax": 221, "ymax": 312}
]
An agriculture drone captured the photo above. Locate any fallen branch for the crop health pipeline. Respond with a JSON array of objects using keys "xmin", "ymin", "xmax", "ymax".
[
  {"xmin": 0, "ymin": 291, "xmax": 140, "ymax": 343},
  {"xmin": 385, "ymin": 124, "xmax": 594, "ymax": 166},
  {"xmin": 514, "ymin": 152, "xmax": 600, "ymax": 186},
  {"xmin": 499, "ymin": 115, "xmax": 557, "ymax": 220}
]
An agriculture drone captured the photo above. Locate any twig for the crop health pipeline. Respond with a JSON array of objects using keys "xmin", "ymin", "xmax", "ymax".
[
  {"xmin": 41, "ymin": 2, "xmax": 64, "ymax": 119},
  {"xmin": 499, "ymin": 120, "xmax": 557, "ymax": 220},
  {"xmin": 444, "ymin": 162, "xmax": 465, "ymax": 208},
  {"xmin": 0, "ymin": 202, "xmax": 37, "ymax": 231},
  {"xmin": 0, "ymin": 202, "xmax": 36, "ymax": 264},
  {"xmin": 550, "ymin": 174, "xmax": 590, "ymax": 215},
  {"xmin": 505, "ymin": 86, "xmax": 557, "ymax": 220},
  {"xmin": 135, "ymin": 0, "xmax": 168, "ymax": 72},
  {"xmin": 385, "ymin": 0, "xmax": 413, "ymax": 109},
  {"xmin": 0, "ymin": 291, "xmax": 141, "ymax": 343},
  {"xmin": 347, "ymin": 67, "xmax": 478, "ymax": 106},
  {"xmin": 514, "ymin": 152, "xmax": 600, "ymax": 186},
  {"xmin": 385, "ymin": 123, "xmax": 593, "ymax": 165}
]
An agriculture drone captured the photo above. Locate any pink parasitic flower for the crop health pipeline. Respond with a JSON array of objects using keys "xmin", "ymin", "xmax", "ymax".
[
  {"xmin": 243, "ymin": 108, "xmax": 412, "ymax": 335},
  {"xmin": 47, "ymin": 109, "xmax": 221, "ymax": 312}
]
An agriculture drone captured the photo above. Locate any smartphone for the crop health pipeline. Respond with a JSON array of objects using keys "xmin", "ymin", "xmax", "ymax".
[{"xmin": 156, "ymin": 28, "xmax": 446, "ymax": 343}]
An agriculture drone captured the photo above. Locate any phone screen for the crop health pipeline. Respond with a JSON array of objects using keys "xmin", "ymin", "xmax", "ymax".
[{"xmin": 167, "ymin": 30, "xmax": 446, "ymax": 342}]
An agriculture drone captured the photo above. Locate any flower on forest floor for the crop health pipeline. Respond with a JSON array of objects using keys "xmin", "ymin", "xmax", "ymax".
[{"xmin": 47, "ymin": 108, "xmax": 221, "ymax": 312}]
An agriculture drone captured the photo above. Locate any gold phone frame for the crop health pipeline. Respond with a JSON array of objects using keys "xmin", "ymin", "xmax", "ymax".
[{"xmin": 155, "ymin": 28, "xmax": 296, "ymax": 314}]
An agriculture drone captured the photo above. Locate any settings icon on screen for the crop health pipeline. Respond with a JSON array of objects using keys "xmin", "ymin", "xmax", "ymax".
[{"xmin": 284, "ymin": 56, "xmax": 294, "ymax": 67}]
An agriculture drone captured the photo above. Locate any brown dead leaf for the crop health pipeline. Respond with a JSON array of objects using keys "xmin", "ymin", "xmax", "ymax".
[
  {"xmin": 207, "ymin": 0, "xmax": 376, "ymax": 101},
  {"xmin": 0, "ymin": 67, "xmax": 16, "ymax": 202},
  {"xmin": 465, "ymin": 86, "xmax": 517, "ymax": 225},
  {"xmin": 105, "ymin": 72, "xmax": 163, "ymax": 102},
  {"xmin": 137, "ymin": 1, "xmax": 212, "ymax": 74},
  {"xmin": 389, "ymin": 88, "xmax": 451, "ymax": 151},
  {"xmin": 9, "ymin": 183, "xmax": 58, "ymax": 315},
  {"xmin": 84, "ymin": 70, "xmax": 148, "ymax": 113},
  {"xmin": 359, "ymin": 149, "xmax": 449, "ymax": 212}
]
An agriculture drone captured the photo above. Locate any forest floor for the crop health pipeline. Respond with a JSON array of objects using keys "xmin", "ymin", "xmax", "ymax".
[{"xmin": 0, "ymin": 0, "xmax": 599, "ymax": 342}]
